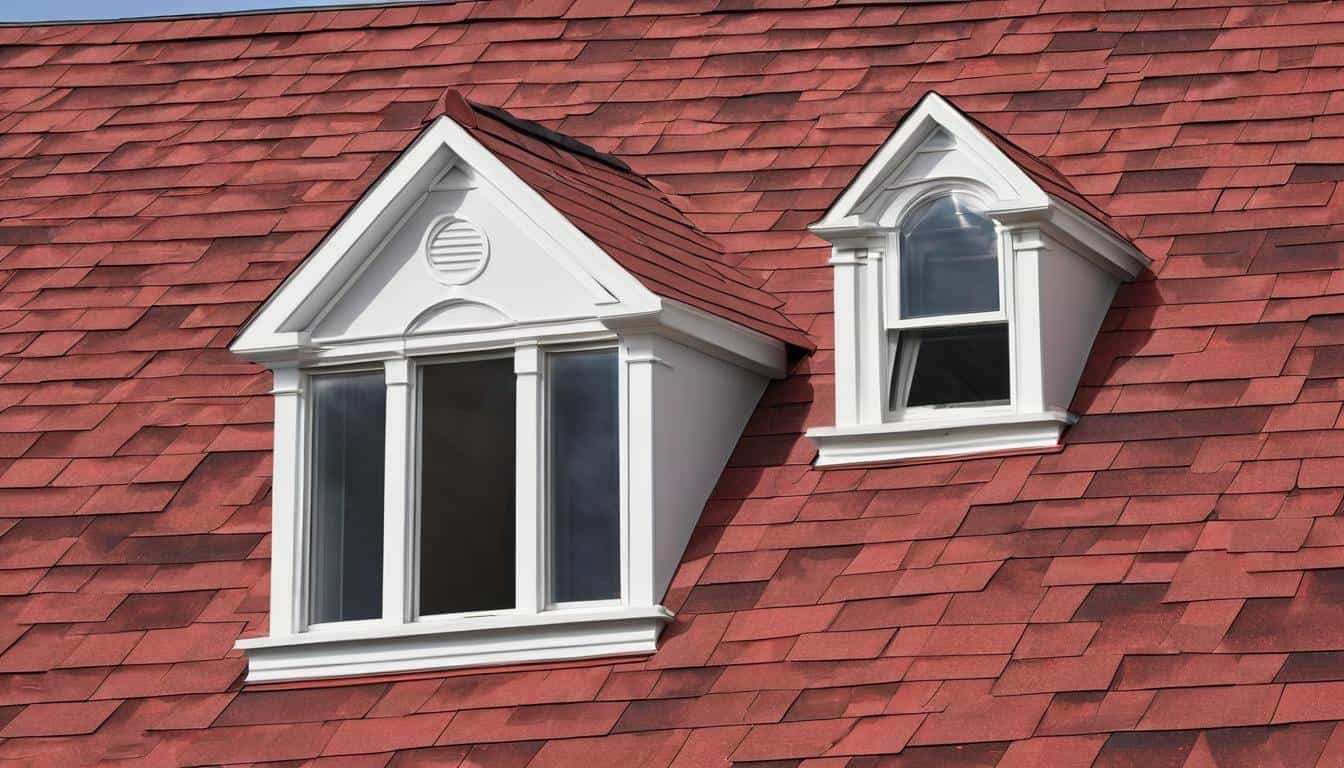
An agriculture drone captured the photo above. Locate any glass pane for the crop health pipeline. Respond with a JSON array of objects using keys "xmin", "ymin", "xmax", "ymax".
[
  {"xmin": 419, "ymin": 358, "xmax": 516, "ymax": 616},
  {"xmin": 309, "ymin": 371, "xmax": 386, "ymax": 624},
  {"xmin": 549, "ymin": 349, "xmax": 620, "ymax": 603},
  {"xmin": 900, "ymin": 194, "xmax": 1000, "ymax": 318},
  {"xmin": 895, "ymin": 324, "xmax": 1010, "ymax": 408}
]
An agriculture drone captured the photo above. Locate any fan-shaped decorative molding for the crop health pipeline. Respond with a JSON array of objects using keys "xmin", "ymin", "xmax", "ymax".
[{"xmin": 406, "ymin": 298, "xmax": 512, "ymax": 335}]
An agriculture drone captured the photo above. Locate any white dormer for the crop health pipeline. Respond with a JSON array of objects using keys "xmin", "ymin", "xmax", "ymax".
[
  {"xmin": 807, "ymin": 93, "xmax": 1149, "ymax": 466},
  {"xmin": 231, "ymin": 96, "xmax": 792, "ymax": 682}
]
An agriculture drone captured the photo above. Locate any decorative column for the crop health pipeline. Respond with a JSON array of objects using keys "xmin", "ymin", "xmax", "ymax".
[
  {"xmin": 831, "ymin": 237, "xmax": 887, "ymax": 426},
  {"xmin": 621, "ymin": 333, "xmax": 667, "ymax": 607}
]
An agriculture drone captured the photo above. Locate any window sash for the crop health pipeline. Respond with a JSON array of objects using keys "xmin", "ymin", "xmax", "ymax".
[
  {"xmin": 546, "ymin": 347, "xmax": 622, "ymax": 606},
  {"xmin": 304, "ymin": 367, "xmax": 388, "ymax": 627},
  {"xmin": 888, "ymin": 324, "xmax": 1013, "ymax": 414},
  {"xmin": 884, "ymin": 205, "xmax": 1017, "ymax": 421}
]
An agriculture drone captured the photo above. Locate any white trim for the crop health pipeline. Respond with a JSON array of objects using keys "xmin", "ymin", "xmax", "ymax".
[
  {"xmin": 268, "ymin": 365, "xmax": 304, "ymax": 637},
  {"xmin": 382, "ymin": 359, "xmax": 413, "ymax": 625},
  {"xmin": 230, "ymin": 115, "xmax": 660, "ymax": 361},
  {"xmin": 514, "ymin": 343, "xmax": 545, "ymax": 616},
  {"xmin": 810, "ymin": 92, "xmax": 1147, "ymax": 277},
  {"xmin": 239, "ymin": 605, "xmax": 672, "ymax": 683},
  {"xmin": 808, "ymin": 410, "xmax": 1075, "ymax": 466}
]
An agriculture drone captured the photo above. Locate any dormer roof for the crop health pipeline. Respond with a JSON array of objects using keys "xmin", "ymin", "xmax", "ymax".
[
  {"xmin": 436, "ymin": 91, "xmax": 813, "ymax": 351},
  {"xmin": 813, "ymin": 91, "xmax": 1148, "ymax": 280}
]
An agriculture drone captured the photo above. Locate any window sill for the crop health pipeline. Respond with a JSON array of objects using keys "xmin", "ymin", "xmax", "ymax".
[
  {"xmin": 236, "ymin": 604, "xmax": 673, "ymax": 683},
  {"xmin": 807, "ymin": 409, "xmax": 1075, "ymax": 466}
]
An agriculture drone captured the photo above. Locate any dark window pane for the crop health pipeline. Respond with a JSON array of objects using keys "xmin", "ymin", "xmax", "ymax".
[
  {"xmin": 895, "ymin": 324, "xmax": 1010, "ymax": 408},
  {"xmin": 419, "ymin": 358, "xmax": 515, "ymax": 615},
  {"xmin": 309, "ymin": 371, "xmax": 386, "ymax": 624},
  {"xmin": 548, "ymin": 349, "xmax": 621, "ymax": 603},
  {"xmin": 900, "ymin": 194, "xmax": 999, "ymax": 318}
]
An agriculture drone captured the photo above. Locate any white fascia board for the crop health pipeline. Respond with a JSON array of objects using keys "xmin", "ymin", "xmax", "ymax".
[
  {"xmin": 1043, "ymin": 198, "xmax": 1151, "ymax": 279},
  {"xmin": 231, "ymin": 114, "xmax": 661, "ymax": 362},
  {"xmin": 811, "ymin": 92, "xmax": 1049, "ymax": 235},
  {"xmin": 807, "ymin": 410, "xmax": 1076, "ymax": 467},
  {"xmin": 604, "ymin": 298, "xmax": 788, "ymax": 379},
  {"xmin": 231, "ymin": 119, "xmax": 460, "ymax": 360},
  {"xmin": 237, "ymin": 605, "xmax": 672, "ymax": 683}
]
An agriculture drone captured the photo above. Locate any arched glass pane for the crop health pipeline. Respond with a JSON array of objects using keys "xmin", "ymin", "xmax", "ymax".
[{"xmin": 899, "ymin": 194, "xmax": 999, "ymax": 318}]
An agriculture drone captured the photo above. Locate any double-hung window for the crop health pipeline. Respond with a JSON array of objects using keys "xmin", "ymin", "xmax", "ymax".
[
  {"xmin": 304, "ymin": 346, "xmax": 622, "ymax": 631},
  {"xmin": 887, "ymin": 193, "xmax": 1011, "ymax": 415},
  {"xmin": 807, "ymin": 92, "xmax": 1150, "ymax": 466}
]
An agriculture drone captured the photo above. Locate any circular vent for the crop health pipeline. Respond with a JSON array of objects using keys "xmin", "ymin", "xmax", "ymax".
[{"xmin": 425, "ymin": 217, "xmax": 488, "ymax": 285}]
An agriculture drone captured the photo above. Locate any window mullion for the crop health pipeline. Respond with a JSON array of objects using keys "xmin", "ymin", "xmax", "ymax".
[
  {"xmin": 514, "ymin": 343, "xmax": 544, "ymax": 615},
  {"xmin": 382, "ymin": 358, "xmax": 413, "ymax": 624}
]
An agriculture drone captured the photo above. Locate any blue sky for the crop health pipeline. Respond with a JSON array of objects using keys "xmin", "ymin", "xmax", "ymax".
[{"xmin": 1, "ymin": 0, "xmax": 397, "ymax": 23}]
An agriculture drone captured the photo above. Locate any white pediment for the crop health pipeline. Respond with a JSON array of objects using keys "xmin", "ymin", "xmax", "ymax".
[
  {"xmin": 231, "ymin": 115, "xmax": 661, "ymax": 360},
  {"xmin": 310, "ymin": 172, "xmax": 634, "ymax": 343},
  {"xmin": 814, "ymin": 94, "xmax": 1051, "ymax": 235}
]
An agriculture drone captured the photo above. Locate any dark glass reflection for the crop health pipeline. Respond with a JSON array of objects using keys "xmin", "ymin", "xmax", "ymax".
[
  {"xmin": 309, "ymin": 371, "xmax": 386, "ymax": 624},
  {"xmin": 418, "ymin": 358, "xmax": 516, "ymax": 615},
  {"xmin": 548, "ymin": 349, "xmax": 620, "ymax": 603},
  {"xmin": 900, "ymin": 194, "xmax": 1000, "ymax": 318},
  {"xmin": 896, "ymin": 324, "xmax": 1011, "ymax": 408}
]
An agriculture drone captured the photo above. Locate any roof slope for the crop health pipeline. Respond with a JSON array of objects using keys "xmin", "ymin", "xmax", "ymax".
[
  {"xmin": 440, "ymin": 90, "xmax": 813, "ymax": 348},
  {"xmin": 0, "ymin": 2, "xmax": 1343, "ymax": 767}
]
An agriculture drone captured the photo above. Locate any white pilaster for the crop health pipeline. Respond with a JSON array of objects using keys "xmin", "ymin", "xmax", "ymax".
[
  {"xmin": 269, "ymin": 365, "xmax": 304, "ymax": 636},
  {"xmin": 1009, "ymin": 227, "xmax": 1046, "ymax": 414},
  {"xmin": 621, "ymin": 334, "xmax": 660, "ymax": 606}
]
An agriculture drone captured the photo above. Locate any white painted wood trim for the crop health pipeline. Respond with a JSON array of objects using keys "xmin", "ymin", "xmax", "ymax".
[
  {"xmin": 382, "ymin": 359, "xmax": 413, "ymax": 625},
  {"xmin": 268, "ymin": 366, "xmax": 304, "ymax": 637},
  {"xmin": 239, "ymin": 605, "xmax": 672, "ymax": 683},
  {"xmin": 807, "ymin": 410, "xmax": 1075, "ymax": 466},
  {"xmin": 622, "ymin": 334, "xmax": 659, "ymax": 608},
  {"xmin": 514, "ymin": 343, "xmax": 544, "ymax": 615}
]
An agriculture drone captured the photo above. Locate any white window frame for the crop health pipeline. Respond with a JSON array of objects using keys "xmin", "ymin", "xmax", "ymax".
[{"xmin": 239, "ymin": 333, "xmax": 674, "ymax": 683}]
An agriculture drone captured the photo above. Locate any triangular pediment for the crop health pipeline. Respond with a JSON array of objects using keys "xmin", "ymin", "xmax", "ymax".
[
  {"xmin": 231, "ymin": 112, "xmax": 660, "ymax": 358},
  {"xmin": 812, "ymin": 92, "xmax": 1147, "ymax": 279},
  {"xmin": 813, "ymin": 93, "xmax": 1052, "ymax": 234}
]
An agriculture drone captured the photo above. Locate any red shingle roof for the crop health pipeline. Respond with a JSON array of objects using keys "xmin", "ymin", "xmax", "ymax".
[
  {"xmin": 439, "ymin": 89, "xmax": 814, "ymax": 349},
  {"xmin": 2, "ymin": 2, "xmax": 1344, "ymax": 766}
]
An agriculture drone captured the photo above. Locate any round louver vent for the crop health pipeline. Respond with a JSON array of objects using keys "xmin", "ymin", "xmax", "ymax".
[{"xmin": 425, "ymin": 217, "xmax": 488, "ymax": 285}]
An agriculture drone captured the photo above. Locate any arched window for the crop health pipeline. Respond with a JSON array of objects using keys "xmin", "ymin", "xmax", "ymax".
[
  {"xmin": 889, "ymin": 193, "xmax": 1009, "ymax": 412},
  {"xmin": 899, "ymin": 193, "xmax": 999, "ymax": 318}
]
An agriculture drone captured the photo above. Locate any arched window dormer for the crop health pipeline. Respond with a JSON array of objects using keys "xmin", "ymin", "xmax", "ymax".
[{"xmin": 807, "ymin": 93, "xmax": 1149, "ymax": 466}]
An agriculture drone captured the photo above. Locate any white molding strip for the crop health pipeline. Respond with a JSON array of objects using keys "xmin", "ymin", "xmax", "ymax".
[
  {"xmin": 807, "ymin": 410, "xmax": 1075, "ymax": 466},
  {"xmin": 238, "ymin": 605, "xmax": 672, "ymax": 683}
]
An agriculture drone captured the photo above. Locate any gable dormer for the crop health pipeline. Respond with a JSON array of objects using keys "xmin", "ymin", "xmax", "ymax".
[
  {"xmin": 807, "ymin": 92, "xmax": 1150, "ymax": 466},
  {"xmin": 230, "ymin": 93, "xmax": 805, "ymax": 682}
]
